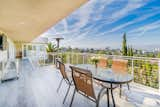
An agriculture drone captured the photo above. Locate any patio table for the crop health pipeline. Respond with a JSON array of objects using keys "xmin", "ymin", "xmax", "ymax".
[{"xmin": 74, "ymin": 64, "xmax": 133, "ymax": 107}]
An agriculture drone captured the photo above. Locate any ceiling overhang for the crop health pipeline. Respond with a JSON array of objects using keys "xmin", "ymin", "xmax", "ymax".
[{"xmin": 0, "ymin": 0, "xmax": 87, "ymax": 42}]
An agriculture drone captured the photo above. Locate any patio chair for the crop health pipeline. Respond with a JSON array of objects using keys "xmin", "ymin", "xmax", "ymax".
[
  {"xmin": 56, "ymin": 60, "xmax": 73, "ymax": 104},
  {"xmin": 55, "ymin": 57, "xmax": 61, "ymax": 69},
  {"xmin": 69, "ymin": 66, "xmax": 106, "ymax": 107},
  {"xmin": 97, "ymin": 58, "xmax": 108, "ymax": 68},
  {"xmin": 111, "ymin": 59, "xmax": 130, "ymax": 97},
  {"xmin": 97, "ymin": 58, "xmax": 118, "ymax": 89}
]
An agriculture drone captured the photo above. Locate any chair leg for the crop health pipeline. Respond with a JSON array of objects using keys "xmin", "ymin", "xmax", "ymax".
[
  {"xmin": 63, "ymin": 85, "xmax": 71, "ymax": 104},
  {"xmin": 96, "ymin": 87, "xmax": 105, "ymax": 107},
  {"xmin": 57, "ymin": 78, "xmax": 63, "ymax": 92},
  {"xmin": 127, "ymin": 83, "xmax": 130, "ymax": 90},
  {"xmin": 69, "ymin": 89, "xmax": 76, "ymax": 107},
  {"xmin": 111, "ymin": 84, "xmax": 115, "ymax": 107},
  {"xmin": 96, "ymin": 100, "xmax": 99, "ymax": 107},
  {"xmin": 119, "ymin": 84, "xmax": 122, "ymax": 98},
  {"xmin": 106, "ymin": 88, "xmax": 110, "ymax": 107}
]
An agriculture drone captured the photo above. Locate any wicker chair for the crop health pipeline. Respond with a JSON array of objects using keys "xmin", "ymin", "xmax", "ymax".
[
  {"xmin": 111, "ymin": 59, "xmax": 130, "ymax": 97},
  {"xmin": 56, "ymin": 61, "xmax": 73, "ymax": 104},
  {"xmin": 69, "ymin": 66, "xmax": 106, "ymax": 107},
  {"xmin": 97, "ymin": 58, "xmax": 108, "ymax": 68}
]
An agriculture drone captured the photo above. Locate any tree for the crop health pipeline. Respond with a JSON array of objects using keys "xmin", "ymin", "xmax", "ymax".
[
  {"xmin": 130, "ymin": 47, "xmax": 134, "ymax": 56},
  {"xmin": 46, "ymin": 42, "xmax": 57, "ymax": 52},
  {"xmin": 128, "ymin": 46, "xmax": 131, "ymax": 56},
  {"xmin": 128, "ymin": 46, "xmax": 134, "ymax": 56},
  {"xmin": 67, "ymin": 46, "xmax": 72, "ymax": 52},
  {"xmin": 98, "ymin": 50, "xmax": 106, "ymax": 54},
  {"xmin": 90, "ymin": 48, "xmax": 94, "ymax": 53},
  {"xmin": 157, "ymin": 52, "xmax": 160, "ymax": 58},
  {"xmin": 122, "ymin": 33, "xmax": 127, "ymax": 56}
]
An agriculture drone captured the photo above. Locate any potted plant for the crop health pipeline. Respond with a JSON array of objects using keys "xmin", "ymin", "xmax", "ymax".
[{"xmin": 90, "ymin": 56, "xmax": 100, "ymax": 68}]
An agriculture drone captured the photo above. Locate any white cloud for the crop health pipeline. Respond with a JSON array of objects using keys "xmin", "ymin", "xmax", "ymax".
[
  {"xmin": 36, "ymin": 0, "xmax": 160, "ymax": 49},
  {"xmin": 55, "ymin": 0, "xmax": 116, "ymax": 47},
  {"xmin": 128, "ymin": 20, "xmax": 160, "ymax": 38},
  {"xmin": 67, "ymin": 0, "xmax": 115, "ymax": 30},
  {"xmin": 62, "ymin": 19, "xmax": 68, "ymax": 32},
  {"xmin": 85, "ymin": 0, "xmax": 148, "ymax": 36},
  {"xmin": 68, "ymin": 0, "xmax": 97, "ymax": 30},
  {"xmin": 107, "ymin": 11, "xmax": 160, "ymax": 33},
  {"xmin": 110, "ymin": 0, "xmax": 147, "ymax": 21}
]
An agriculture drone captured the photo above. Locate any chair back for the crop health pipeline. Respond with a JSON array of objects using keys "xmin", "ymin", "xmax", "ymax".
[
  {"xmin": 58, "ymin": 61, "xmax": 68, "ymax": 79},
  {"xmin": 98, "ymin": 58, "xmax": 108, "ymax": 68},
  {"xmin": 111, "ymin": 59, "xmax": 128, "ymax": 73},
  {"xmin": 55, "ymin": 58, "xmax": 59, "ymax": 68},
  {"xmin": 70, "ymin": 66, "xmax": 96, "ymax": 99},
  {"xmin": 55, "ymin": 58, "xmax": 62, "ymax": 69}
]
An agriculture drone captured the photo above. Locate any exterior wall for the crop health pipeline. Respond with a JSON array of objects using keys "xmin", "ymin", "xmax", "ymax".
[
  {"xmin": 0, "ymin": 51, "xmax": 7, "ymax": 80},
  {"xmin": 7, "ymin": 38, "xmax": 16, "ymax": 60},
  {"xmin": 0, "ymin": 37, "xmax": 16, "ymax": 80},
  {"xmin": 0, "ymin": 36, "xmax": 16, "ymax": 62}
]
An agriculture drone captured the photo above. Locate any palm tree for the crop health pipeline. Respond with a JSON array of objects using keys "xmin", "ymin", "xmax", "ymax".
[
  {"xmin": 46, "ymin": 42, "xmax": 57, "ymax": 63},
  {"xmin": 46, "ymin": 42, "xmax": 57, "ymax": 52}
]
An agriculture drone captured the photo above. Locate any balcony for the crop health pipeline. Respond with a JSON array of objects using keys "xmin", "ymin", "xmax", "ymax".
[
  {"xmin": 1, "ymin": 0, "xmax": 159, "ymax": 107},
  {"xmin": 11, "ymin": 51, "xmax": 158, "ymax": 107}
]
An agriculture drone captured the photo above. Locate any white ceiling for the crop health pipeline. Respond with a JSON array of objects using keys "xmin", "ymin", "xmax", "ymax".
[{"xmin": 0, "ymin": 0, "xmax": 87, "ymax": 42}]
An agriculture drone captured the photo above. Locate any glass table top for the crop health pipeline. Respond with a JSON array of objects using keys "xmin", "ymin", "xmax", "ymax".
[{"xmin": 75, "ymin": 64, "xmax": 133, "ymax": 84}]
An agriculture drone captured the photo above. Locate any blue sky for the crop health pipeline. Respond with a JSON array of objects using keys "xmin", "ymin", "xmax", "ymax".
[{"xmin": 41, "ymin": 0, "xmax": 160, "ymax": 50}]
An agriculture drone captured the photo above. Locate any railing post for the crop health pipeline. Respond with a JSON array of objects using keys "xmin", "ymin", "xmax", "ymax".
[
  {"xmin": 68, "ymin": 53, "xmax": 71, "ymax": 64},
  {"xmin": 72, "ymin": 52, "xmax": 74, "ymax": 64},
  {"xmin": 83, "ymin": 53, "xmax": 85, "ymax": 64},
  {"xmin": 158, "ymin": 60, "xmax": 160, "ymax": 93},
  {"xmin": 66, "ymin": 53, "xmax": 69, "ymax": 64},
  {"xmin": 52, "ymin": 53, "xmax": 54, "ymax": 64},
  {"xmin": 61, "ymin": 53, "xmax": 63, "ymax": 61},
  {"xmin": 76, "ymin": 53, "xmax": 78, "ymax": 64},
  {"xmin": 16, "ymin": 59, "xmax": 19, "ymax": 77},
  {"xmin": 131, "ymin": 59, "xmax": 134, "ymax": 81},
  {"xmin": 43, "ymin": 53, "xmax": 45, "ymax": 65}
]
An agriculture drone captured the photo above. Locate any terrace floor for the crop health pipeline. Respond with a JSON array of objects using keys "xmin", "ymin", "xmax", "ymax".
[{"xmin": 0, "ymin": 59, "xmax": 159, "ymax": 107}]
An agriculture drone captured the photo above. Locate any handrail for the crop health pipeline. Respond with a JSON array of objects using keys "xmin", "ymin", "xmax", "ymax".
[
  {"xmin": 50, "ymin": 52, "xmax": 160, "ymax": 61},
  {"xmin": 48, "ymin": 52, "xmax": 160, "ymax": 91},
  {"xmin": 25, "ymin": 51, "xmax": 160, "ymax": 91}
]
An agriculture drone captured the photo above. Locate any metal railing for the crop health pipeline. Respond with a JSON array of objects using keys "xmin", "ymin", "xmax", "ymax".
[
  {"xmin": 28, "ymin": 52, "xmax": 160, "ymax": 91},
  {"xmin": 47, "ymin": 52, "xmax": 160, "ymax": 91}
]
